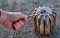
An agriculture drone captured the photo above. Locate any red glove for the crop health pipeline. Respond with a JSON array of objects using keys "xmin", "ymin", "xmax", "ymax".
[{"xmin": 0, "ymin": 9, "xmax": 28, "ymax": 30}]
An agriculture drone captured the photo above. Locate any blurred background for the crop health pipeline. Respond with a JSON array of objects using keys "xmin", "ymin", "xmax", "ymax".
[{"xmin": 0, "ymin": 0, "xmax": 60, "ymax": 38}]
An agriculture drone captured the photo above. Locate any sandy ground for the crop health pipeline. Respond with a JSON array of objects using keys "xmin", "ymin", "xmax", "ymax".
[{"xmin": 0, "ymin": 0, "xmax": 60, "ymax": 38}]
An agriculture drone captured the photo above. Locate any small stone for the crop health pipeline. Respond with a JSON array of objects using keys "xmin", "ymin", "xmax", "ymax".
[
  {"xmin": 10, "ymin": 35, "xmax": 13, "ymax": 38},
  {"xmin": 15, "ymin": 37, "xmax": 18, "ymax": 38},
  {"xmin": 14, "ymin": 35, "xmax": 16, "ymax": 37},
  {"xmin": 14, "ymin": 33, "xmax": 17, "ymax": 35},
  {"xmin": 30, "ymin": 33, "xmax": 33, "ymax": 34}
]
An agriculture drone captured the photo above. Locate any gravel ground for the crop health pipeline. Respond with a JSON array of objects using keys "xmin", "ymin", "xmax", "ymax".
[{"xmin": 0, "ymin": 0, "xmax": 60, "ymax": 38}]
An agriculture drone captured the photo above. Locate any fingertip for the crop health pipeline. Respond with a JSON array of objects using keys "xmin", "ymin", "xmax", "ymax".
[
  {"xmin": 19, "ymin": 21, "xmax": 24, "ymax": 25},
  {"xmin": 13, "ymin": 24, "xmax": 20, "ymax": 30},
  {"xmin": 25, "ymin": 15, "xmax": 28, "ymax": 22}
]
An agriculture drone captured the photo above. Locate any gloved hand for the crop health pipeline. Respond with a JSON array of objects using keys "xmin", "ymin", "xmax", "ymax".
[{"xmin": 0, "ymin": 9, "xmax": 28, "ymax": 30}]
